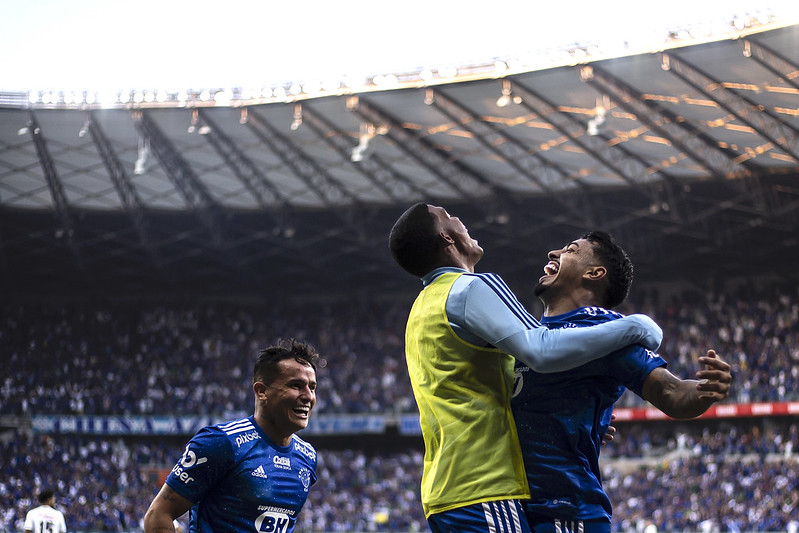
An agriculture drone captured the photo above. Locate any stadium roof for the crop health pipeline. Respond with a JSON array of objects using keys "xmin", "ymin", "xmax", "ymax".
[{"xmin": 2, "ymin": 23, "xmax": 799, "ymax": 300}]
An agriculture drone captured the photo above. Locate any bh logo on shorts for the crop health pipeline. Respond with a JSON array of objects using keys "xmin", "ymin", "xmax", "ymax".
[{"xmin": 255, "ymin": 511, "xmax": 289, "ymax": 533}]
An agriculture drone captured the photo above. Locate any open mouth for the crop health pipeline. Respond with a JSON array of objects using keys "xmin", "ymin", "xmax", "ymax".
[
  {"xmin": 543, "ymin": 261, "xmax": 559, "ymax": 276},
  {"xmin": 293, "ymin": 406, "xmax": 311, "ymax": 419},
  {"xmin": 539, "ymin": 261, "xmax": 559, "ymax": 283}
]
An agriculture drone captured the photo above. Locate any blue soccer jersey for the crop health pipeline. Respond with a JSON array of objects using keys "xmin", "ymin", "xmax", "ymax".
[
  {"xmin": 165, "ymin": 416, "xmax": 317, "ymax": 533},
  {"xmin": 510, "ymin": 307, "xmax": 666, "ymax": 521}
]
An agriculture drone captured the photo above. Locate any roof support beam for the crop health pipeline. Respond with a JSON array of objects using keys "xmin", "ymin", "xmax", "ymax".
[
  {"xmin": 582, "ymin": 64, "xmax": 775, "ymax": 232},
  {"xmin": 243, "ymin": 107, "xmax": 400, "ymax": 277},
  {"xmin": 664, "ymin": 52, "xmax": 799, "ymax": 164},
  {"xmin": 26, "ymin": 110, "xmax": 85, "ymax": 272},
  {"xmin": 510, "ymin": 77, "xmax": 686, "ymax": 223},
  {"xmin": 429, "ymin": 87, "xmax": 599, "ymax": 227},
  {"xmin": 130, "ymin": 110, "xmax": 263, "ymax": 281},
  {"xmin": 661, "ymin": 51, "xmax": 799, "ymax": 216},
  {"xmin": 346, "ymin": 96, "xmax": 498, "ymax": 204},
  {"xmin": 741, "ymin": 36, "xmax": 799, "ymax": 93},
  {"xmin": 130, "ymin": 109, "xmax": 226, "ymax": 247},
  {"xmin": 584, "ymin": 64, "xmax": 752, "ymax": 180},
  {"xmin": 194, "ymin": 108, "xmax": 344, "ymax": 271},
  {"xmin": 195, "ymin": 109, "xmax": 288, "ymax": 212},
  {"xmin": 300, "ymin": 103, "xmax": 427, "ymax": 203},
  {"xmin": 245, "ymin": 107, "xmax": 358, "ymax": 209},
  {"xmin": 86, "ymin": 111, "xmax": 163, "ymax": 271}
]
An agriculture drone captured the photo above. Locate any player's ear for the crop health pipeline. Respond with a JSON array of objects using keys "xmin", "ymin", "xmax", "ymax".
[
  {"xmin": 253, "ymin": 381, "xmax": 268, "ymax": 400},
  {"xmin": 439, "ymin": 231, "xmax": 455, "ymax": 245},
  {"xmin": 585, "ymin": 266, "xmax": 607, "ymax": 281}
]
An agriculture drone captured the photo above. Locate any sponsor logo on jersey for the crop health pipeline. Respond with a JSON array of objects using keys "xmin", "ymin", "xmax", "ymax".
[
  {"xmin": 254, "ymin": 510, "xmax": 290, "ymax": 533},
  {"xmin": 298, "ymin": 467, "xmax": 311, "ymax": 492},
  {"xmin": 257, "ymin": 506, "xmax": 295, "ymax": 516},
  {"xmin": 179, "ymin": 444, "xmax": 208, "ymax": 468},
  {"xmin": 251, "ymin": 465, "xmax": 268, "ymax": 479},
  {"xmin": 273, "ymin": 455, "xmax": 291, "ymax": 470},
  {"xmin": 235, "ymin": 430, "xmax": 260, "ymax": 447},
  {"xmin": 293, "ymin": 439, "xmax": 316, "ymax": 461},
  {"xmin": 171, "ymin": 444, "xmax": 207, "ymax": 484}
]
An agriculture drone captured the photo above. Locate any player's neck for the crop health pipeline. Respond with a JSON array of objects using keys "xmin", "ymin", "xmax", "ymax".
[
  {"xmin": 543, "ymin": 292, "xmax": 600, "ymax": 316},
  {"xmin": 253, "ymin": 413, "xmax": 293, "ymax": 447}
]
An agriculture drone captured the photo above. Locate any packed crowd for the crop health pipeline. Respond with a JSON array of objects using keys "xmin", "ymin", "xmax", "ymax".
[
  {"xmin": 0, "ymin": 300, "xmax": 414, "ymax": 417},
  {"xmin": 1, "ymin": 282, "xmax": 797, "ymax": 531},
  {"xmin": 2, "ymin": 283, "xmax": 798, "ymax": 418},
  {"xmin": 1, "ymin": 420, "xmax": 796, "ymax": 533}
]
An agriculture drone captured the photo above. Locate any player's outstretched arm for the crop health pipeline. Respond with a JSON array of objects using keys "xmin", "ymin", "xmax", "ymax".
[
  {"xmin": 641, "ymin": 349, "xmax": 732, "ymax": 419},
  {"xmin": 499, "ymin": 313, "xmax": 663, "ymax": 373},
  {"xmin": 460, "ymin": 275, "xmax": 662, "ymax": 372},
  {"xmin": 144, "ymin": 484, "xmax": 193, "ymax": 533}
]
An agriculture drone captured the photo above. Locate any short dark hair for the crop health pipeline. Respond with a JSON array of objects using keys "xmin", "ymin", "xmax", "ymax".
[
  {"xmin": 37, "ymin": 490, "xmax": 55, "ymax": 504},
  {"xmin": 388, "ymin": 203, "xmax": 439, "ymax": 277},
  {"xmin": 254, "ymin": 338, "xmax": 319, "ymax": 384},
  {"xmin": 581, "ymin": 231, "xmax": 633, "ymax": 309}
]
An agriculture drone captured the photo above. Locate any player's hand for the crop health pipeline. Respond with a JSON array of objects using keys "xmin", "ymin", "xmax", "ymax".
[
  {"xmin": 601, "ymin": 413, "xmax": 617, "ymax": 447},
  {"xmin": 695, "ymin": 349, "xmax": 732, "ymax": 402}
]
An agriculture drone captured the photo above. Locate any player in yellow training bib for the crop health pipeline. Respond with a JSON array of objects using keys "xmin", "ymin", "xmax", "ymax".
[{"xmin": 389, "ymin": 203, "xmax": 662, "ymax": 533}]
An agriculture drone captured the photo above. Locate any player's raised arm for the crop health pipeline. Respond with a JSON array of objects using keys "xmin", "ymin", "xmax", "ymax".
[
  {"xmin": 498, "ymin": 313, "xmax": 661, "ymax": 372},
  {"xmin": 641, "ymin": 349, "xmax": 732, "ymax": 418}
]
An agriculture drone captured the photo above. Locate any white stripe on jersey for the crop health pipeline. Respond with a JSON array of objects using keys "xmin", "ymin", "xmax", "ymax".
[
  {"xmin": 474, "ymin": 273, "xmax": 540, "ymax": 328},
  {"xmin": 554, "ymin": 519, "xmax": 585, "ymax": 533},
  {"xmin": 482, "ymin": 502, "xmax": 498, "ymax": 533},
  {"xmin": 508, "ymin": 501, "xmax": 523, "ymax": 532},
  {"xmin": 482, "ymin": 501, "xmax": 524, "ymax": 533},
  {"xmin": 498, "ymin": 502, "xmax": 511, "ymax": 532},
  {"xmin": 219, "ymin": 419, "xmax": 255, "ymax": 435}
]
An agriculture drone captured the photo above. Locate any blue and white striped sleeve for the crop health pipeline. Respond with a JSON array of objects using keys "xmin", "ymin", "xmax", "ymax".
[{"xmin": 453, "ymin": 273, "xmax": 663, "ymax": 372}]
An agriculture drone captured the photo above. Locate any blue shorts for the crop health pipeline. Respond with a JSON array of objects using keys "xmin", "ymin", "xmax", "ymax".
[
  {"xmin": 428, "ymin": 500, "xmax": 531, "ymax": 533},
  {"xmin": 526, "ymin": 514, "xmax": 610, "ymax": 533}
]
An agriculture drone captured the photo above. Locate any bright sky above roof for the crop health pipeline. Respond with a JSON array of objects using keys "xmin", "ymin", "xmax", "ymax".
[{"xmin": 2, "ymin": 0, "xmax": 798, "ymax": 92}]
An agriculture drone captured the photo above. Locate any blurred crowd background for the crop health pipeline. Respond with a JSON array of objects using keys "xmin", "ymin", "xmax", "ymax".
[{"xmin": 1, "ymin": 281, "xmax": 797, "ymax": 532}]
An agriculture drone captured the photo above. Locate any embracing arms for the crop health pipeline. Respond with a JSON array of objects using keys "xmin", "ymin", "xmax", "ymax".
[{"xmin": 454, "ymin": 273, "xmax": 662, "ymax": 372}]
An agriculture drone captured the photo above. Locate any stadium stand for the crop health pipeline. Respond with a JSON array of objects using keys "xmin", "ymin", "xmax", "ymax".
[
  {"xmin": 1, "ymin": 281, "xmax": 797, "ymax": 531},
  {"xmin": 2, "ymin": 283, "xmax": 798, "ymax": 417}
]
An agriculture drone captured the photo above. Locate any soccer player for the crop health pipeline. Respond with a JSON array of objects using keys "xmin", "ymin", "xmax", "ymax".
[
  {"xmin": 388, "ymin": 204, "xmax": 664, "ymax": 533},
  {"xmin": 143, "ymin": 339, "xmax": 319, "ymax": 533},
  {"xmin": 24, "ymin": 489, "xmax": 67, "ymax": 533},
  {"xmin": 512, "ymin": 231, "xmax": 732, "ymax": 533}
]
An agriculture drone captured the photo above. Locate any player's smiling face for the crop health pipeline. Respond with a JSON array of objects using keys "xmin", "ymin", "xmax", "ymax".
[
  {"xmin": 534, "ymin": 238, "xmax": 597, "ymax": 300},
  {"xmin": 258, "ymin": 358, "xmax": 317, "ymax": 439}
]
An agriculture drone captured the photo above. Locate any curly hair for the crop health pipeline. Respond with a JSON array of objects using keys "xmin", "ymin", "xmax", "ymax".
[{"xmin": 581, "ymin": 231, "xmax": 633, "ymax": 309}]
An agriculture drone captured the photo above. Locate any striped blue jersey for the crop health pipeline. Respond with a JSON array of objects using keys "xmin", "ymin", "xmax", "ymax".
[
  {"xmin": 510, "ymin": 307, "xmax": 666, "ymax": 521},
  {"xmin": 165, "ymin": 416, "xmax": 317, "ymax": 533}
]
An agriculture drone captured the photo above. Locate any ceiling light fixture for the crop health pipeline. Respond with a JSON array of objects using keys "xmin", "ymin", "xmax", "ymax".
[
  {"xmin": 187, "ymin": 109, "xmax": 199, "ymax": 133},
  {"xmin": 496, "ymin": 80, "xmax": 512, "ymax": 108},
  {"xmin": 586, "ymin": 96, "xmax": 609, "ymax": 136},
  {"xmin": 134, "ymin": 136, "xmax": 150, "ymax": 175},
  {"xmin": 424, "ymin": 88, "xmax": 435, "ymax": 106},
  {"xmin": 290, "ymin": 104, "xmax": 302, "ymax": 131}
]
